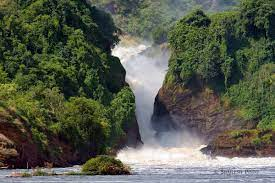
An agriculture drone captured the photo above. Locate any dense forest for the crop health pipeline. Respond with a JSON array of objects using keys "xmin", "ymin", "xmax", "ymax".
[
  {"xmin": 1, "ymin": 0, "xmax": 275, "ymax": 169},
  {"xmin": 166, "ymin": 0, "xmax": 275, "ymax": 130},
  {"xmin": 91, "ymin": 0, "xmax": 239, "ymax": 43},
  {"xmin": 0, "ymin": 0, "xmax": 137, "ymax": 161}
]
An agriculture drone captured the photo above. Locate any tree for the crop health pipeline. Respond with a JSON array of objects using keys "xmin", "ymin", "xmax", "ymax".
[
  {"xmin": 239, "ymin": 0, "xmax": 275, "ymax": 38},
  {"xmin": 61, "ymin": 97, "xmax": 111, "ymax": 155}
]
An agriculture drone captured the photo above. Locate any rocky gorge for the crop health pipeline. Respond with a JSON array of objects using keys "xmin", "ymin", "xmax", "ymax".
[{"xmin": 152, "ymin": 0, "xmax": 275, "ymax": 157}]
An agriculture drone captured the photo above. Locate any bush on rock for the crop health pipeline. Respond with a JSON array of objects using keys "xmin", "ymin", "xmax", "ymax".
[{"xmin": 82, "ymin": 156, "xmax": 130, "ymax": 175}]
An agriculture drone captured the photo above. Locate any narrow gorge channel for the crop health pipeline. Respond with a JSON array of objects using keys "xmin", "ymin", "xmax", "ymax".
[{"xmin": 112, "ymin": 37, "xmax": 275, "ymax": 180}]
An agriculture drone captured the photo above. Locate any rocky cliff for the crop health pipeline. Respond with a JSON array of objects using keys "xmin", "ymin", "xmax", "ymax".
[
  {"xmin": 0, "ymin": 107, "xmax": 141, "ymax": 168},
  {"xmin": 0, "ymin": 108, "xmax": 78, "ymax": 168},
  {"xmin": 151, "ymin": 0, "xmax": 275, "ymax": 156},
  {"xmin": 152, "ymin": 82, "xmax": 256, "ymax": 144}
]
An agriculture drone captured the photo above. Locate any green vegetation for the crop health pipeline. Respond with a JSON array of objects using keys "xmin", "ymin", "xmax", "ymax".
[
  {"xmin": 230, "ymin": 129, "xmax": 257, "ymax": 139},
  {"xmin": 166, "ymin": 0, "xmax": 275, "ymax": 130},
  {"xmin": 91, "ymin": 0, "xmax": 239, "ymax": 43},
  {"xmin": 82, "ymin": 156, "xmax": 130, "ymax": 175},
  {"xmin": 227, "ymin": 129, "xmax": 273, "ymax": 149},
  {"xmin": 0, "ymin": 0, "xmax": 136, "ymax": 158},
  {"xmin": 32, "ymin": 169, "xmax": 57, "ymax": 176},
  {"xmin": 21, "ymin": 172, "xmax": 32, "ymax": 177}
]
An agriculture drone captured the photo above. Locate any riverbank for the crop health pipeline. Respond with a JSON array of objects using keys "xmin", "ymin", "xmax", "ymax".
[{"xmin": 1, "ymin": 156, "xmax": 275, "ymax": 182}]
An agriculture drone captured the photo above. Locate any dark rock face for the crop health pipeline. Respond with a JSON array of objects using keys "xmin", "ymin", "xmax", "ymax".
[
  {"xmin": 125, "ymin": 118, "xmax": 142, "ymax": 148},
  {"xmin": 113, "ymin": 117, "xmax": 142, "ymax": 153},
  {"xmin": 201, "ymin": 130, "xmax": 275, "ymax": 157},
  {"xmin": 152, "ymin": 82, "xmax": 275, "ymax": 157},
  {"xmin": 152, "ymin": 84, "xmax": 255, "ymax": 143}
]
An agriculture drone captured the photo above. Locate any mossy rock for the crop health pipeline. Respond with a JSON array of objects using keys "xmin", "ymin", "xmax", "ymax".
[{"xmin": 82, "ymin": 156, "xmax": 130, "ymax": 175}]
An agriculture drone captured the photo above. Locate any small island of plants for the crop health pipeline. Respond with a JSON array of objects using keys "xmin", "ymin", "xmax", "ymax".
[{"xmin": 81, "ymin": 156, "xmax": 130, "ymax": 175}]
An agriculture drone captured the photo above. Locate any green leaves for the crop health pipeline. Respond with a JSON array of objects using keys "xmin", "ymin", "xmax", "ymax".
[
  {"xmin": 239, "ymin": 0, "xmax": 275, "ymax": 38},
  {"xmin": 183, "ymin": 9, "xmax": 211, "ymax": 27},
  {"xmin": 61, "ymin": 97, "xmax": 111, "ymax": 154},
  {"xmin": 167, "ymin": 0, "xmax": 275, "ymax": 129},
  {"xmin": 82, "ymin": 156, "xmax": 130, "ymax": 175},
  {"xmin": 225, "ymin": 63, "xmax": 275, "ymax": 128},
  {"xmin": 0, "ymin": 0, "xmax": 134, "ymax": 156},
  {"xmin": 108, "ymin": 87, "xmax": 136, "ymax": 146}
]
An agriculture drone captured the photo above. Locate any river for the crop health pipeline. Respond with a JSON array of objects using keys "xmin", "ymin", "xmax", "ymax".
[{"xmin": 0, "ymin": 38, "xmax": 275, "ymax": 182}]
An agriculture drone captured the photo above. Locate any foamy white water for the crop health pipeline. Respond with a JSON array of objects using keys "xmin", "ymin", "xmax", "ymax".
[{"xmin": 118, "ymin": 146, "xmax": 275, "ymax": 168}]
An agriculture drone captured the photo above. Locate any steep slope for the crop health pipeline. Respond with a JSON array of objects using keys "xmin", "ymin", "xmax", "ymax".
[
  {"xmin": 0, "ymin": 0, "xmax": 141, "ymax": 168},
  {"xmin": 152, "ymin": 84, "xmax": 255, "ymax": 143},
  {"xmin": 0, "ymin": 107, "xmax": 79, "ymax": 168}
]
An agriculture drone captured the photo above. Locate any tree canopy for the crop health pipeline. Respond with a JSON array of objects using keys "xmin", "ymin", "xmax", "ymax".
[
  {"xmin": 0, "ymin": 0, "xmax": 136, "ymax": 157},
  {"xmin": 166, "ymin": 0, "xmax": 275, "ymax": 129}
]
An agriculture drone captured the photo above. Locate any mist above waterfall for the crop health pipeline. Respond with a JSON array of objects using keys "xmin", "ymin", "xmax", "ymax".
[{"xmin": 112, "ymin": 37, "xmax": 169, "ymax": 144}]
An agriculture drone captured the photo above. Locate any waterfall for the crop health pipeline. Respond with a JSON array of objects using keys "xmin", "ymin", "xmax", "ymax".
[
  {"xmin": 112, "ymin": 36, "xmax": 275, "ymax": 167},
  {"xmin": 112, "ymin": 37, "xmax": 205, "ymax": 163},
  {"xmin": 112, "ymin": 37, "xmax": 169, "ymax": 144}
]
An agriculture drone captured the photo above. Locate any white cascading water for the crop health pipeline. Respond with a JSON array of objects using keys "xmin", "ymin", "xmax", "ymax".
[
  {"xmin": 113, "ymin": 41, "xmax": 162, "ymax": 142},
  {"xmin": 112, "ymin": 37, "xmax": 275, "ymax": 169}
]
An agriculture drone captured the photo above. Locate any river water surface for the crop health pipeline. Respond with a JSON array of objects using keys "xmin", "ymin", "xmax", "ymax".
[{"xmin": 1, "ymin": 38, "xmax": 275, "ymax": 183}]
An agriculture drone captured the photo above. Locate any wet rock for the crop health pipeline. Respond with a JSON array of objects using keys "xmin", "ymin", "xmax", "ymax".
[{"xmin": 152, "ymin": 83, "xmax": 255, "ymax": 143}]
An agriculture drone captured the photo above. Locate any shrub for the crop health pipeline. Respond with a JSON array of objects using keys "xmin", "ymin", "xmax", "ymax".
[
  {"xmin": 108, "ymin": 87, "xmax": 136, "ymax": 146},
  {"xmin": 82, "ymin": 156, "xmax": 130, "ymax": 175},
  {"xmin": 60, "ymin": 97, "xmax": 111, "ymax": 155},
  {"xmin": 230, "ymin": 130, "xmax": 257, "ymax": 139}
]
